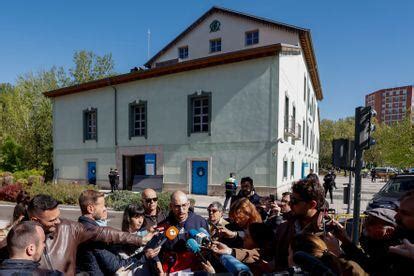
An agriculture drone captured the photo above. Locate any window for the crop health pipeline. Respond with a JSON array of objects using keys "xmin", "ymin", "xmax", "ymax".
[
  {"xmin": 284, "ymin": 96, "xmax": 289, "ymax": 131},
  {"xmin": 83, "ymin": 108, "xmax": 97, "ymax": 142},
  {"xmin": 129, "ymin": 100, "xmax": 147, "ymax": 139},
  {"xmin": 188, "ymin": 92, "xmax": 211, "ymax": 136},
  {"xmin": 290, "ymin": 160, "xmax": 295, "ymax": 177},
  {"xmin": 210, "ymin": 38, "xmax": 221, "ymax": 53},
  {"xmin": 283, "ymin": 160, "xmax": 288, "ymax": 178},
  {"xmin": 292, "ymin": 106, "xmax": 296, "ymax": 145},
  {"xmin": 245, "ymin": 30, "xmax": 259, "ymax": 45},
  {"xmin": 304, "ymin": 76, "xmax": 307, "ymax": 101},
  {"xmin": 178, "ymin": 46, "xmax": 188, "ymax": 59}
]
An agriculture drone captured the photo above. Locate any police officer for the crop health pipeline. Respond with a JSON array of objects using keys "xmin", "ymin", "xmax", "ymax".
[
  {"xmin": 323, "ymin": 170, "xmax": 336, "ymax": 204},
  {"xmin": 223, "ymin": 173, "xmax": 237, "ymax": 211}
]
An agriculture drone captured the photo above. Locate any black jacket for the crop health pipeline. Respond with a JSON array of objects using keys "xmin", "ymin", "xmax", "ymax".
[
  {"xmin": 76, "ymin": 216, "xmax": 138, "ymax": 275},
  {"xmin": 0, "ymin": 259, "xmax": 62, "ymax": 276},
  {"xmin": 230, "ymin": 191, "xmax": 261, "ymax": 207}
]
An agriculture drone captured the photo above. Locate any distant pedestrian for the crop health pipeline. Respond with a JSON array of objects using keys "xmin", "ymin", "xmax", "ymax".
[
  {"xmin": 371, "ymin": 168, "xmax": 376, "ymax": 183},
  {"xmin": 323, "ymin": 170, "xmax": 336, "ymax": 204},
  {"xmin": 113, "ymin": 169, "xmax": 120, "ymax": 191},
  {"xmin": 223, "ymin": 173, "xmax": 237, "ymax": 211},
  {"xmin": 108, "ymin": 168, "xmax": 116, "ymax": 192}
]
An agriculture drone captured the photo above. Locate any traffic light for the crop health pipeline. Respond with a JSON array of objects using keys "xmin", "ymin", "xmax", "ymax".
[{"xmin": 355, "ymin": 106, "xmax": 376, "ymax": 150}]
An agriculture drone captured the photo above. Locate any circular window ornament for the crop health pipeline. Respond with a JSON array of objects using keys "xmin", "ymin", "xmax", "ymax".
[
  {"xmin": 197, "ymin": 167, "xmax": 205, "ymax": 177},
  {"xmin": 210, "ymin": 20, "xmax": 221, "ymax": 33}
]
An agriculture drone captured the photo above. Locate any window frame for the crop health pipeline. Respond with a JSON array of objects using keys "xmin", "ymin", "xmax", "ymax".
[
  {"xmin": 83, "ymin": 108, "xmax": 98, "ymax": 142},
  {"xmin": 245, "ymin": 30, "xmax": 259, "ymax": 46},
  {"xmin": 129, "ymin": 100, "xmax": 148, "ymax": 139},
  {"xmin": 188, "ymin": 91, "xmax": 212, "ymax": 136},
  {"xmin": 209, "ymin": 38, "xmax": 222, "ymax": 53},
  {"xmin": 178, "ymin": 46, "xmax": 189, "ymax": 59}
]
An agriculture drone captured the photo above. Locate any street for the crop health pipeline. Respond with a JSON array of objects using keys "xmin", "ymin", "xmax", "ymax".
[{"xmin": 0, "ymin": 175, "xmax": 386, "ymax": 230}]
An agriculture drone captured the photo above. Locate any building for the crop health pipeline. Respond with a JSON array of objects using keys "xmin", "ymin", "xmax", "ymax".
[
  {"xmin": 365, "ymin": 85, "xmax": 414, "ymax": 124},
  {"xmin": 44, "ymin": 6, "xmax": 322, "ymax": 196}
]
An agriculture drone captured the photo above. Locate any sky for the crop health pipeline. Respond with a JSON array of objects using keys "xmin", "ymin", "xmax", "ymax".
[{"xmin": 0, "ymin": 0, "xmax": 413, "ymax": 120}]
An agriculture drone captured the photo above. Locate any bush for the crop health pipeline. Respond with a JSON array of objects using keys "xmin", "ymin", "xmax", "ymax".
[
  {"xmin": 26, "ymin": 182, "xmax": 98, "ymax": 205},
  {"xmin": 13, "ymin": 169, "xmax": 44, "ymax": 180},
  {"xmin": 0, "ymin": 184, "xmax": 24, "ymax": 202}
]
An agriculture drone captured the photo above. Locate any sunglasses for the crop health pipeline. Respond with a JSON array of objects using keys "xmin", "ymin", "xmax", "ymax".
[
  {"xmin": 289, "ymin": 197, "xmax": 306, "ymax": 205},
  {"xmin": 207, "ymin": 209, "xmax": 219, "ymax": 214},
  {"xmin": 144, "ymin": 197, "xmax": 158, "ymax": 203}
]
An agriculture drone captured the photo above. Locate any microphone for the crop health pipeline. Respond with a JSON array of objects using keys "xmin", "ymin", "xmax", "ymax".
[
  {"xmin": 188, "ymin": 228, "xmax": 210, "ymax": 246},
  {"xmin": 145, "ymin": 225, "xmax": 179, "ymax": 249},
  {"xmin": 293, "ymin": 251, "xmax": 335, "ymax": 276},
  {"xmin": 186, "ymin": 238, "xmax": 208, "ymax": 263},
  {"xmin": 219, "ymin": 254, "xmax": 251, "ymax": 275}
]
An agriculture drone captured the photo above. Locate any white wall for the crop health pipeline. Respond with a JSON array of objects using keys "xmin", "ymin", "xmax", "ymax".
[{"xmin": 151, "ymin": 11, "xmax": 299, "ymax": 67}]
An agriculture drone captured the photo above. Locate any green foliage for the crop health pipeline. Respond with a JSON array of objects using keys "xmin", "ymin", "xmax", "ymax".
[
  {"xmin": 319, "ymin": 117, "xmax": 355, "ymax": 169},
  {"xmin": 25, "ymin": 182, "xmax": 98, "ymax": 205},
  {"xmin": 13, "ymin": 169, "xmax": 44, "ymax": 180},
  {"xmin": 0, "ymin": 51, "xmax": 116, "ymax": 179},
  {"xmin": 0, "ymin": 137, "xmax": 24, "ymax": 172}
]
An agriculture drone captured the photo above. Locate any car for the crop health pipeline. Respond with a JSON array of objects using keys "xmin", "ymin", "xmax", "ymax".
[
  {"xmin": 409, "ymin": 168, "xmax": 414, "ymax": 174},
  {"xmin": 373, "ymin": 167, "xmax": 398, "ymax": 180},
  {"xmin": 367, "ymin": 173, "xmax": 414, "ymax": 210}
]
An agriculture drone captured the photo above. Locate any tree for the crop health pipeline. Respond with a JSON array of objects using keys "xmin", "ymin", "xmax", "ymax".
[
  {"xmin": 0, "ymin": 50, "xmax": 116, "ymax": 179},
  {"xmin": 0, "ymin": 137, "xmax": 24, "ymax": 172}
]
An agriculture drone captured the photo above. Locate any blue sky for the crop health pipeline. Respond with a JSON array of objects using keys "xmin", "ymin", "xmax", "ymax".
[{"xmin": 0, "ymin": 0, "xmax": 413, "ymax": 120}]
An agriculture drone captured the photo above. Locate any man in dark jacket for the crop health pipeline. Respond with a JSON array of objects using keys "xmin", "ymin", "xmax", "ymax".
[
  {"xmin": 142, "ymin": 188, "xmax": 167, "ymax": 228},
  {"xmin": 323, "ymin": 170, "xmax": 336, "ymax": 204},
  {"xmin": 158, "ymin": 191, "xmax": 209, "ymax": 272},
  {"xmin": 0, "ymin": 221, "xmax": 62, "ymax": 275},
  {"xmin": 273, "ymin": 178, "xmax": 329, "ymax": 272},
  {"xmin": 76, "ymin": 190, "xmax": 159, "ymax": 275},
  {"xmin": 230, "ymin": 177, "xmax": 261, "ymax": 207},
  {"xmin": 0, "ymin": 194, "xmax": 154, "ymax": 275}
]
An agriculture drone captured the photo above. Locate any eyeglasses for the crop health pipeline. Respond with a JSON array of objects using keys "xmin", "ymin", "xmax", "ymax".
[
  {"xmin": 144, "ymin": 197, "xmax": 158, "ymax": 203},
  {"xmin": 289, "ymin": 197, "xmax": 305, "ymax": 205},
  {"xmin": 207, "ymin": 209, "xmax": 219, "ymax": 214}
]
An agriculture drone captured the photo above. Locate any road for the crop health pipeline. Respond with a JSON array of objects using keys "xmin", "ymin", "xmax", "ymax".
[{"xmin": 0, "ymin": 175, "xmax": 386, "ymax": 229}]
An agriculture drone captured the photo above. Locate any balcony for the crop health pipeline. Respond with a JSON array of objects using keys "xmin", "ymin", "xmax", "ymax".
[{"xmin": 284, "ymin": 117, "xmax": 302, "ymax": 140}]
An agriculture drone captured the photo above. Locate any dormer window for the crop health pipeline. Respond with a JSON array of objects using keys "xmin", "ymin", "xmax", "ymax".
[
  {"xmin": 178, "ymin": 46, "xmax": 188, "ymax": 59},
  {"xmin": 209, "ymin": 38, "xmax": 221, "ymax": 53},
  {"xmin": 245, "ymin": 30, "xmax": 259, "ymax": 46}
]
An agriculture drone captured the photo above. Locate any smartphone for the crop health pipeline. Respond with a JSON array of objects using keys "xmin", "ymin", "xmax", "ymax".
[{"xmin": 269, "ymin": 194, "xmax": 275, "ymax": 202}]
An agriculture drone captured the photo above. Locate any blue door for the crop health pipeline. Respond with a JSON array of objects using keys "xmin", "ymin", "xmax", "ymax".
[
  {"xmin": 87, "ymin": 162, "xmax": 96, "ymax": 185},
  {"xmin": 301, "ymin": 162, "xmax": 309, "ymax": 179},
  {"xmin": 192, "ymin": 161, "xmax": 208, "ymax": 195}
]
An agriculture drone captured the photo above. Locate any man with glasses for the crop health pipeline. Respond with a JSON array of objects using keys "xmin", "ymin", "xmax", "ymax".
[
  {"xmin": 142, "ymin": 188, "xmax": 166, "ymax": 228},
  {"xmin": 273, "ymin": 179, "xmax": 328, "ymax": 271},
  {"xmin": 0, "ymin": 194, "xmax": 154, "ymax": 275},
  {"xmin": 207, "ymin": 202, "xmax": 228, "ymax": 239}
]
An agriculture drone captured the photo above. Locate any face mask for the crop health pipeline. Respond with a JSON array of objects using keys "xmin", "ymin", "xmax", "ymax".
[{"xmin": 95, "ymin": 219, "xmax": 108, "ymax": 227}]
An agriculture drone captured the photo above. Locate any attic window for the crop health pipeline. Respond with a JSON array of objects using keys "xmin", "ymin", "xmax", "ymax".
[
  {"xmin": 210, "ymin": 38, "xmax": 221, "ymax": 53},
  {"xmin": 179, "ymin": 46, "xmax": 189, "ymax": 59},
  {"xmin": 245, "ymin": 30, "xmax": 259, "ymax": 46}
]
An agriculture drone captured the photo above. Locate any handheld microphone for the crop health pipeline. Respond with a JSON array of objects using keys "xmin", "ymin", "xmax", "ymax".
[
  {"xmin": 219, "ymin": 254, "xmax": 251, "ymax": 274},
  {"xmin": 188, "ymin": 228, "xmax": 210, "ymax": 246},
  {"xmin": 186, "ymin": 238, "xmax": 208, "ymax": 263},
  {"xmin": 293, "ymin": 251, "xmax": 335, "ymax": 276},
  {"xmin": 145, "ymin": 225, "xmax": 179, "ymax": 249},
  {"xmin": 198, "ymin": 227, "xmax": 211, "ymax": 240}
]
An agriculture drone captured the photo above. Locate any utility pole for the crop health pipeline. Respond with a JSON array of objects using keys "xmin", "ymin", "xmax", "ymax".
[{"xmin": 352, "ymin": 106, "xmax": 376, "ymax": 244}]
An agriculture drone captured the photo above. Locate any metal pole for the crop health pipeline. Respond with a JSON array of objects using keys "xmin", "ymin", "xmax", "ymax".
[
  {"xmin": 347, "ymin": 139, "xmax": 352, "ymax": 214},
  {"xmin": 352, "ymin": 107, "xmax": 363, "ymax": 244}
]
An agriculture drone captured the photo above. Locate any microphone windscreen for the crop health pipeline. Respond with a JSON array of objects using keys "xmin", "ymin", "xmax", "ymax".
[
  {"xmin": 198, "ymin": 227, "xmax": 210, "ymax": 238},
  {"xmin": 188, "ymin": 229, "xmax": 200, "ymax": 238},
  {"xmin": 186, "ymin": 238, "xmax": 201, "ymax": 253},
  {"xmin": 165, "ymin": 226, "xmax": 179, "ymax": 240},
  {"xmin": 219, "ymin": 254, "xmax": 251, "ymax": 274}
]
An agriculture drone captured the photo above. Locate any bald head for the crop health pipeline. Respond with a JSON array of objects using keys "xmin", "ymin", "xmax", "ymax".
[
  {"xmin": 170, "ymin": 191, "xmax": 190, "ymax": 223},
  {"xmin": 142, "ymin": 188, "xmax": 158, "ymax": 214}
]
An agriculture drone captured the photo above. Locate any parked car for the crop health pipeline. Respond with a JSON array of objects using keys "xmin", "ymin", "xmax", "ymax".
[
  {"xmin": 409, "ymin": 168, "xmax": 414, "ymax": 173},
  {"xmin": 367, "ymin": 174, "xmax": 414, "ymax": 210},
  {"xmin": 374, "ymin": 167, "xmax": 398, "ymax": 180}
]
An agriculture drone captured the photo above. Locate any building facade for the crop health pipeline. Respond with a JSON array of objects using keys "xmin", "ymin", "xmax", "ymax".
[
  {"xmin": 365, "ymin": 85, "xmax": 413, "ymax": 124},
  {"xmin": 45, "ymin": 7, "xmax": 322, "ymax": 196}
]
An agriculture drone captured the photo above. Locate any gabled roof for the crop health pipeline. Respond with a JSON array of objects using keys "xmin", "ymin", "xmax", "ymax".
[
  {"xmin": 145, "ymin": 6, "xmax": 323, "ymax": 100},
  {"xmin": 44, "ymin": 44, "xmax": 297, "ymax": 98}
]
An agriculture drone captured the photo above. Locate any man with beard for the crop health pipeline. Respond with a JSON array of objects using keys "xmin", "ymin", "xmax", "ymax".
[
  {"xmin": 273, "ymin": 178, "xmax": 331, "ymax": 271},
  {"xmin": 141, "ymin": 188, "xmax": 167, "ymax": 228},
  {"xmin": 0, "ymin": 221, "xmax": 62, "ymax": 275},
  {"xmin": 0, "ymin": 194, "xmax": 154, "ymax": 275},
  {"xmin": 230, "ymin": 177, "xmax": 261, "ymax": 207}
]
